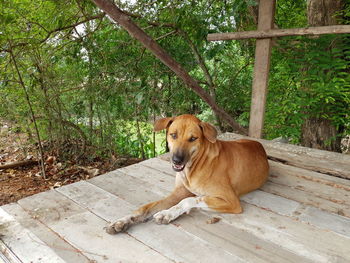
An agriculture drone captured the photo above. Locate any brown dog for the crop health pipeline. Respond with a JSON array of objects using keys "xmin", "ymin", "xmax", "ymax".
[{"xmin": 106, "ymin": 114, "xmax": 269, "ymax": 234}]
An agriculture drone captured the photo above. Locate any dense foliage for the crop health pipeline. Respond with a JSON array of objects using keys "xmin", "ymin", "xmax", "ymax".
[{"xmin": 0, "ymin": 0, "xmax": 349, "ymax": 160}]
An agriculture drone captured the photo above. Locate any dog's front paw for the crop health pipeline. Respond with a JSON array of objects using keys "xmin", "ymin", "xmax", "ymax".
[
  {"xmin": 105, "ymin": 215, "xmax": 134, "ymax": 234},
  {"xmin": 154, "ymin": 210, "xmax": 173, "ymax": 224},
  {"xmin": 105, "ymin": 220, "xmax": 128, "ymax": 234},
  {"xmin": 154, "ymin": 209, "xmax": 180, "ymax": 224}
]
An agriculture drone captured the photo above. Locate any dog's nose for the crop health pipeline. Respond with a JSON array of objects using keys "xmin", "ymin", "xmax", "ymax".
[{"xmin": 172, "ymin": 154, "xmax": 184, "ymax": 165}]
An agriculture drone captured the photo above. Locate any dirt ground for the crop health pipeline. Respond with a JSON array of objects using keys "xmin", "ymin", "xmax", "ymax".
[{"xmin": 0, "ymin": 120, "xmax": 141, "ymax": 206}]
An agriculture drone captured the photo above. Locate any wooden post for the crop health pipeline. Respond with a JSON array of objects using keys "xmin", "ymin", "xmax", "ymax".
[{"xmin": 248, "ymin": 0, "xmax": 275, "ymax": 138}]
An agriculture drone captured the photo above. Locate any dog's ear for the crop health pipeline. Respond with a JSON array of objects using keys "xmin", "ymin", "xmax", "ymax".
[
  {"xmin": 154, "ymin": 117, "xmax": 174, "ymax": 132},
  {"xmin": 199, "ymin": 122, "xmax": 217, "ymax": 143}
]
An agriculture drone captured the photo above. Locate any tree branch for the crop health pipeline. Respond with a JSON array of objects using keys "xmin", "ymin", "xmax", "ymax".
[
  {"xmin": 8, "ymin": 45, "xmax": 46, "ymax": 179},
  {"xmin": 0, "ymin": 13, "xmax": 106, "ymax": 52},
  {"xmin": 155, "ymin": 30, "xmax": 177, "ymax": 41},
  {"xmin": 178, "ymin": 29, "xmax": 225, "ymax": 129},
  {"xmin": 92, "ymin": 0, "xmax": 247, "ymax": 134},
  {"xmin": 0, "ymin": 160, "xmax": 39, "ymax": 170},
  {"xmin": 40, "ymin": 13, "xmax": 106, "ymax": 43}
]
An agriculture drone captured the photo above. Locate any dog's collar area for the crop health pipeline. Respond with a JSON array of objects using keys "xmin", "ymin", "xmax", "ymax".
[{"xmin": 172, "ymin": 163, "xmax": 185, "ymax": 172}]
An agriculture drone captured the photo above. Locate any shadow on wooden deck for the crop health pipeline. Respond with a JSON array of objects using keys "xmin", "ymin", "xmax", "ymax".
[{"xmin": 1, "ymin": 133, "xmax": 350, "ymax": 263}]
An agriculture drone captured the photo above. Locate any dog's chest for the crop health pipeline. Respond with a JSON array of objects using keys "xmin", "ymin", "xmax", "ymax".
[{"xmin": 178, "ymin": 171, "xmax": 203, "ymax": 196}]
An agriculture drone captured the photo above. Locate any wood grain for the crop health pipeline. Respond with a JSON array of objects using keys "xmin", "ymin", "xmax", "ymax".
[
  {"xmin": 248, "ymin": 0, "xmax": 275, "ymax": 138},
  {"xmin": 208, "ymin": 25, "xmax": 350, "ymax": 41}
]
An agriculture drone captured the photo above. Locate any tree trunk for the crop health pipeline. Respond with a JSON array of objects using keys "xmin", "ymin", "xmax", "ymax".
[
  {"xmin": 301, "ymin": 0, "xmax": 344, "ymax": 152},
  {"xmin": 89, "ymin": 98, "xmax": 94, "ymax": 139},
  {"xmin": 307, "ymin": 0, "xmax": 343, "ymax": 26},
  {"xmin": 301, "ymin": 118, "xmax": 342, "ymax": 151},
  {"xmin": 135, "ymin": 117, "xmax": 145, "ymax": 159}
]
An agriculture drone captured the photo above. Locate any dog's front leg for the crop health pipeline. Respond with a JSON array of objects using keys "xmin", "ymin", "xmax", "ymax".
[
  {"xmin": 106, "ymin": 184, "xmax": 193, "ymax": 234},
  {"xmin": 153, "ymin": 196, "xmax": 205, "ymax": 224},
  {"xmin": 154, "ymin": 194, "xmax": 242, "ymax": 224}
]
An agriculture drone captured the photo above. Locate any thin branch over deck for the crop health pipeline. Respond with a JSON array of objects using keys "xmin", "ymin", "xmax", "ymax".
[{"xmin": 207, "ymin": 25, "xmax": 350, "ymax": 41}]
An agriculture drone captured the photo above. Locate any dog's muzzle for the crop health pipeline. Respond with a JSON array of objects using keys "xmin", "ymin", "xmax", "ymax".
[{"xmin": 171, "ymin": 153, "xmax": 186, "ymax": 172}]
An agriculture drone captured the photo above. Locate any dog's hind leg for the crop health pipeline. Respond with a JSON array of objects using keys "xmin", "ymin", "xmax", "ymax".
[
  {"xmin": 106, "ymin": 184, "xmax": 193, "ymax": 234},
  {"xmin": 202, "ymin": 195, "xmax": 242, "ymax": 214}
]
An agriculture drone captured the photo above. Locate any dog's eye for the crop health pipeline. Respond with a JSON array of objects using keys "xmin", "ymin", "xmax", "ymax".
[
  {"xmin": 170, "ymin": 133, "xmax": 177, "ymax": 139},
  {"xmin": 189, "ymin": 136, "xmax": 198, "ymax": 142}
]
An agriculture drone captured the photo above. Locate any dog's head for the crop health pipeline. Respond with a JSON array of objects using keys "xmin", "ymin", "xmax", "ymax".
[{"xmin": 154, "ymin": 114, "xmax": 217, "ymax": 172}]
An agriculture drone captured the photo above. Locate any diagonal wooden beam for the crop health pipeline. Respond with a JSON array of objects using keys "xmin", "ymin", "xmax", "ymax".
[
  {"xmin": 248, "ymin": 0, "xmax": 276, "ymax": 138},
  {"xmin": 207, "ymin": 25, "xmax": 350, "ymax": 41}
]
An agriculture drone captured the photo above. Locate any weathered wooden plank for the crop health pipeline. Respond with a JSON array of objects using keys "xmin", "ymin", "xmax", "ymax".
[
  {"xmin": 267, "ymin": 162, "xmax": 350, "ymax": 217},
  {"xmin": 220, "ymin": 203, "xmax": 350, "ymax": 263},
  {"xmin": 16, "ymin": 190, "xmax": 173, "ymax": 263},
  {"xmin": 207, "ymin": 25, "xmax": 350, "ymax": 41},
  {"xmin": 142, "ymin": 157, "xmax": 174, "ymax": 176},
  {"xmin": 219, "ymin": 132, "xmax": 350, "ymax": 179},
  {"xmin": 248, "ymin": 0, "xmax": 275, "ymax": 138},
  {"xmin": 240, "ymin": 187, "xmax": 350, "ymax": 239},
  {"xmin": 298, "ymin": 206, "xmax": 350, "ymax": 238},
  {"xmin": 174, "ymin": 211, "xmax": 313, "ymax": 263},
  {"xmin": 56, "ymin": 180, "xmax": 141, "ymax": 222},
  {"xmin": 1, "ymin": 203, "xmax": 90, "ymax": 263},
  {"xmin": 269, "ymin": 162, "xmax": 350, "ymax": 207},
  {"xmin": 89, "ymin": 171, "xmax": 165, "ymax": 206},
  {"xmin": 0, "ymin": 208, "xmax": 65, "ymax": 263},
  {"xmin": 58, "ymin": 181, "xmax": 246, "ymax": 263},
  {"xmin": 269, "ymin": 160, "xmax": 350, "ymax": 189},
  {"xmin": 118, "ymin": 164, "xmax": 175, "ymax": 191},
  {"xmin": 128, "ymin": 220, "xmax": 244, "ymax": 263},
  {"xmin": 0, "ymin": 240, "xmax": 22, "ymax": 263},
  {"xmin": 262, "ymin": 181, "xmax": 350, "ymax": 217},
  {"xmin": 241, "ymin": 190, "xmax": 300, "ymax": 216},
  {"xmin": 156, "ymin": 152, "xmax": 172, "ymax": 162}
]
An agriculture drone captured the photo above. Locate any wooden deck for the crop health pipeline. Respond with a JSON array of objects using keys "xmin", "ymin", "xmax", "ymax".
[{"xmin": 1, "ymin": 134, "xmax": 350, "ymax": 263}]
